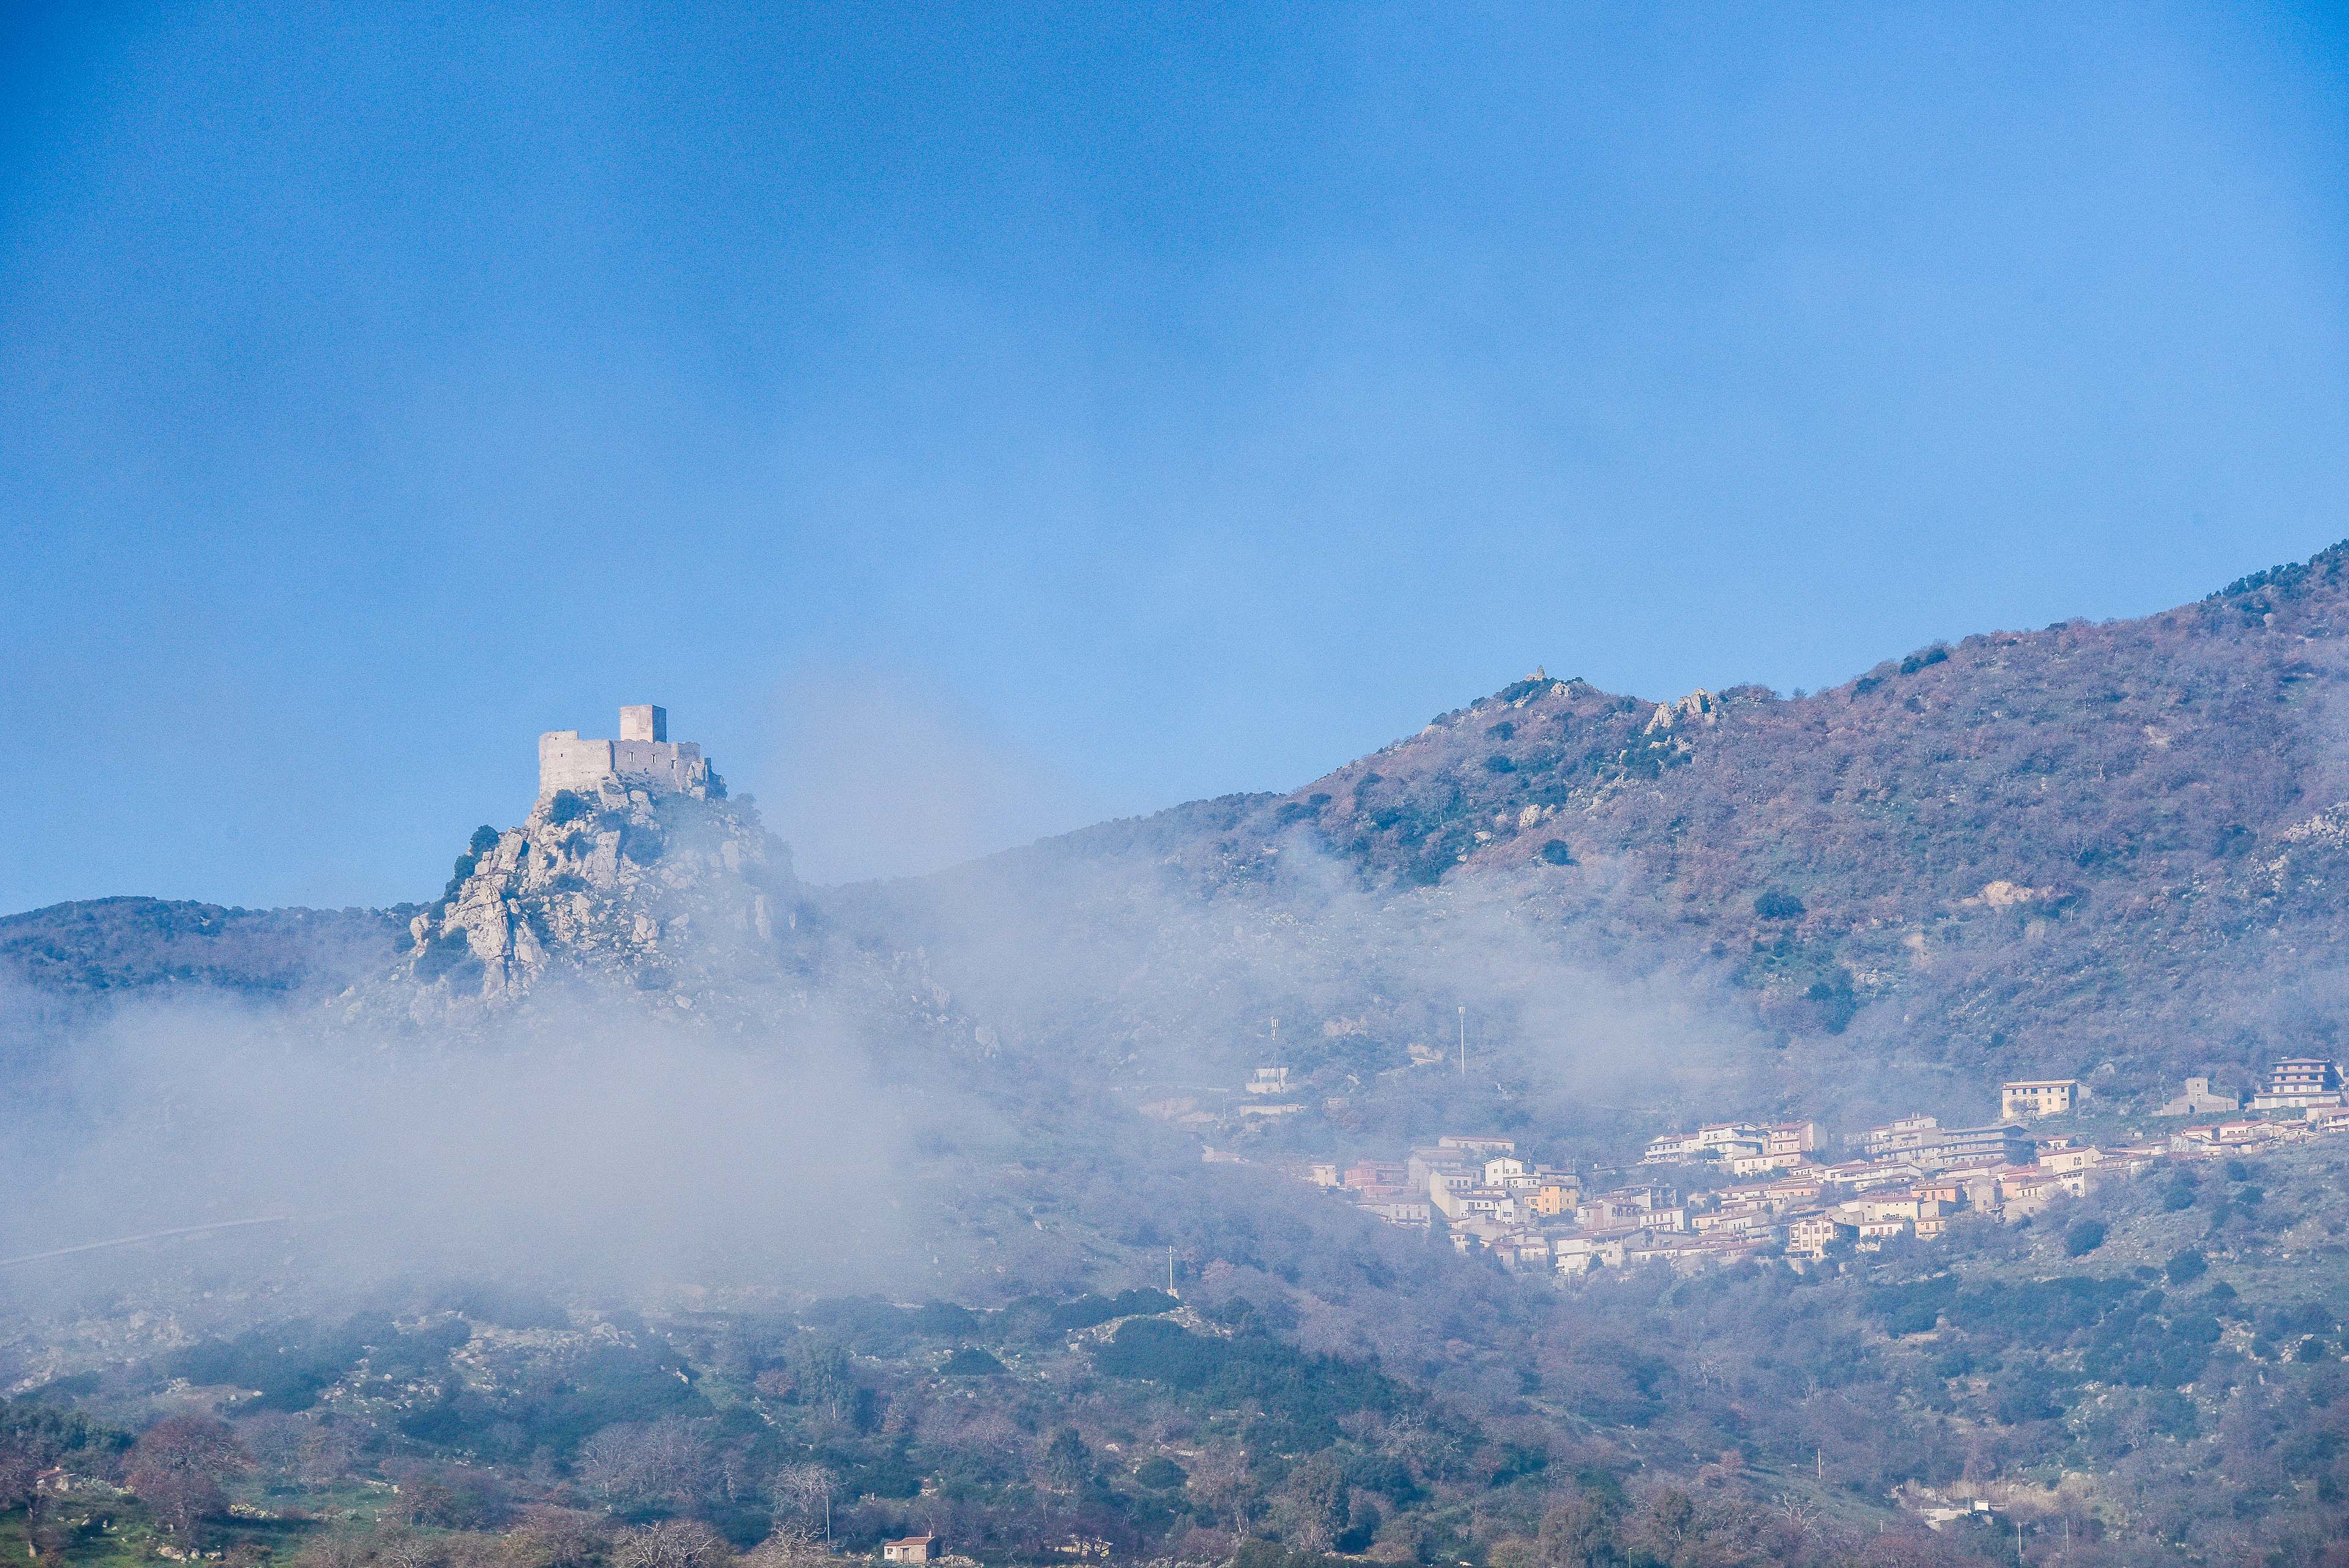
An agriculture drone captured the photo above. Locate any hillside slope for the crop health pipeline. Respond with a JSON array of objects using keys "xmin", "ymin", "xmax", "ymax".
[{"xmin": 1014, "ymin": 541, "xmax": 2349, "ymax": 1099}]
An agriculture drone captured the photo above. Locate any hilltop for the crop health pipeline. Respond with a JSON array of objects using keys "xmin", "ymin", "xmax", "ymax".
[{"xmin": 937, "ymin": 540, "xmax": 2349, "ymax": 1107}]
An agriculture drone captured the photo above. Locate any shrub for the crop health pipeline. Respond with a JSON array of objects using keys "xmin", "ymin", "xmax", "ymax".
[
  {"xmin": 468, "ymin": 825, "xmax": 501, "ymax": 855},
  {"xmin": 1540, "ymin": 840, "xmax": 1575, "ymax": 866},
  {"xmin": 2064, "ymin": 1220, "xmax": 2107, "ymax": 1257},
  {"xmin": 1483, "ymin": 754, "xmax": 1517, "ymax": 773},
  {"xmin": 940, "ymin": 1348, "xmax": 1005, "ymax": 1377},
  {"xmin": 2164, "ymin": 1249, "xmax": 2207, "ymax": 1284},
  {"xmin": 1135, "ymin": 1456, "xmax": 1186, "ymax": 1490},
  {"xmin": 1754, "ymin": 890, "xmax": 1806, "ymax": 920},
  {"xmin": 549, "ymin": 790, "xmax": 588, "ymax": 825}
]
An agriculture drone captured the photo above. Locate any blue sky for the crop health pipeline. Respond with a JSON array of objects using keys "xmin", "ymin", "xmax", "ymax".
[{"xmin": 4, "ymin": 2, "xmax": 2347, "ymax": 907}]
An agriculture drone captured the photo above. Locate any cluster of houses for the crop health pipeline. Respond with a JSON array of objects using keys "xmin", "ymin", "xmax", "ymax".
[{"xmin": 1292, "ymin": 1057, "xmax": 2348, "ymax": 1277}]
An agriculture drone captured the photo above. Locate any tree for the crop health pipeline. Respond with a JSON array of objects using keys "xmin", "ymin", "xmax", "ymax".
[
  {"xmin": 126, "ymin": 1414, "xmax": 247, "ymax": 1540},
  {"xmin": 784, "ymin": 1340, "xmax": 859, "ymax": 1425},
  {"xmin": 291, "ymin": 1530, "xmax": 379, "ymax": 1568},
  {"xmin": 371, "ymin": 1525, "xmax": 444, "ymax": 1568},
  {"xmin": 610, "ymin": 1522, "xmax": 731, "ymax": 1568},
  {"xmin": 742, "ymin": 1524, "xmax": 828, "ymax": 1568},
  {"xmin": 506, "ymin": 1506, "xmax": 607, "ymax": 1568},
  {"xmin": 1042, "ymin": 1427, "xmax": 1092, "ymax": 1493},
  {"xmin": 576, "ymin": 1429, "xmax": 644, "ymax": 1507},
  {"xmin": 1535, "ymin": 1492, "xmax": 1620, "ymax": 1568},
  {"xmin": 1186, "ymin": 1449, "xmax": 1252, "ymax": 1537},
  {"xmin": 2064, "ymin": 1220, "xmax": 2107, "ymax": 1257},
  {"xmin": 771, "ymin": 1464, "xmax": 836, "ymax": 1548},
  {"xmin": 0, "ymin": 1438, "xmax": 40, "ymax": 1556},
  {"xmin": 1273, "ymin": 1453, "xmax": 1344, "ymax": 1552}
]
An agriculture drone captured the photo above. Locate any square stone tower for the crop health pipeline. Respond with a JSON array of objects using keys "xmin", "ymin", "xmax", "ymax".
[{"xmin": 619, "ymin": 704, "xmax": 667, "ymax": 743}]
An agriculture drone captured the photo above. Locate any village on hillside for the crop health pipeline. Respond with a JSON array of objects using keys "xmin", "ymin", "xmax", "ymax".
[{"xmin": 1165, "ymin": 1058, "xmax": 2349, "ymax": 1277}]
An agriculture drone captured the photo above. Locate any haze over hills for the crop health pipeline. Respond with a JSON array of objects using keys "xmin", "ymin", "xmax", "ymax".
[
  {"xmin": 15, "ymin": 541, "xmax": 2349, "ymax": 1117},
  {"xmin": 10, "ymin": 545, "xmax": 2349, "ymax": 1568}
]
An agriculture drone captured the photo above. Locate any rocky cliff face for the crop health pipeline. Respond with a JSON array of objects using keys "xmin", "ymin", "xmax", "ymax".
[{"xmin": 402, "ymin": 778, "xmax": 796, "ymax": 1008}]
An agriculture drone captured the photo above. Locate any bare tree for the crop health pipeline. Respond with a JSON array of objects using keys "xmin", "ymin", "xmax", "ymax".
[
  {"xmin": 235, "ymin": 1413, "xmax": 308, "ymax": 1485},
  {"xmin": 576, "ymin": 1429, "xmax": 646, "ymax": 1508},
  {"xmin": 1771, "ymin": 1492, "xmax": 1819, "ymax": 1531},
  {"xmin": 741, "ymin": 1524, "xmax": 828, "ymax": 1568},
  {"xmin": 505, "ymin": 1506, "xmax": 607, "ymax": 1568},
  {"xmin": 770, "ymin": 1464, "xmax": 836, "ymax": 1550},
  {"xmin": 633, "ymin": 1421, "xmax": 714, "ymax": 1509},
  {"xmin": 0, "ymin": 1440, "xmax": 40, "ymax": 1558},
  {"xmin": 290, "ymin": 1528, "xmax": 379, "ymax": 1568},
  {"xmin": 373, "ymin": 1525, "xmax": 445, "ymax": 1568},
  {"xmin": 299, "ymin": 1422, "xmax": 365, "ymax": 1488},
  {"xmin": 126, "ymin": 1414, "xmax": 247, "ymax": 1541},
  {"xmin": 1186, "ymin": 1449, "xmax": 1252, "ymax": 1538},
  {"xmin": 610, "ymin": 1521, "xmax": 731, "ymax": 1568}
]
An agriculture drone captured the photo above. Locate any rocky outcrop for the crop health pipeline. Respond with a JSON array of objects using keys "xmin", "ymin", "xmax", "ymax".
[{"xmin": 400, "ymin": 775, "xmax": 795, "ymax": 1006}]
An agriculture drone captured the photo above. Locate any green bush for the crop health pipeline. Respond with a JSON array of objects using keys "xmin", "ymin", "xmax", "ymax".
[
  {"xmin": 1135, "ymin": 1456, "xmax": 1186, "ymax": 1490},
  {"xmin": 2064, "ymin": 1220, "xmax": 2107, "ymax": 1257},
  {"xmin": 1754, "ymin": 889, "xmax": 1805, "ymax": 920},
  {"xmin": 2165, "ymin": 1248, "xmax": 2207, "ymax": 1284},
  {"xmin": 468, "ymin": 824, "xmax": 500, "ymax": 855},
  {"xmin": 1540, "ymin": 839, "xmax": 1575, "ymax": 866},
  {"xmin": 549, "ymin": 790, "xmax": 588, "ymax": 825}
]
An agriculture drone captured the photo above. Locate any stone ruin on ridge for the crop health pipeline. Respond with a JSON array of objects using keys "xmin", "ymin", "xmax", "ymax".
[{"xmin": 538, "ymin": 704, "xmax": 719, "ymax": 800}]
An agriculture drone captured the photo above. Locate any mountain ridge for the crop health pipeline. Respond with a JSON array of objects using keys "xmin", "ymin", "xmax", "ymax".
[{"xmin": 12, "ymin": 541, "xmax": 2349, "ymax": 1104}]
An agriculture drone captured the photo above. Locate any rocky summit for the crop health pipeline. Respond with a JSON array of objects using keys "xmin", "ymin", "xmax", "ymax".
[{"xmin": 404, "ymin": 784, "xmax": 792, "ymax": 1007}]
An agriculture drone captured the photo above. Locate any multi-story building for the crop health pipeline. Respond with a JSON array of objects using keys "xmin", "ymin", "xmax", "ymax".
[
  {"xmin": 2252, "ymin": 1058, "xmax": 2343, "ymax": 1110},
  {"xmin": 1917, "ymin": 1124, "xmax": 2036, "ymax": 1169},
  {"xmin": 2000, "ymin": 1080, "xmax": 2079, "ymax": 1121},
  {"xmin": 1857, "ymin": 1217, "xmax": 1915, "ymax": 1250},
  {"xmin": 1641, "ymin": 1122, "xmax": 1768, "ymax": 1165},
  {"xmin": 1787, "ymin": 1215, "xmax": 1857, "ymax": 1258},
  {"xmin": 1527, "ymin": 1178, "xmax": 1580, "ymax": 1216},
  {"xmin": 1860, "ymin": 1115, "xmax": 1943, "ymax": 1157}
]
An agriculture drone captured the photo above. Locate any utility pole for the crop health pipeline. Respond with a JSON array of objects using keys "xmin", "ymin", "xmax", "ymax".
[
  {"xmin": 1168, "ymin": 1246, "xmax": 1176, "ymax": 1296},
  {"xmin": 1458, "ymin": 1006, "xmax": 1466, "ymax": 1076}
]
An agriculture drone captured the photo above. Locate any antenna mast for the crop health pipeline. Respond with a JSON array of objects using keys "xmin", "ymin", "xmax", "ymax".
[{"xmin": 1458, "ymin": 1006, "xmax": 1466, "ymax": 1076}]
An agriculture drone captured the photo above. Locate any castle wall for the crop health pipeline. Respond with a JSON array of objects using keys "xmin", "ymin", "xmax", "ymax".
[
  {"xmin": 540, "ymin": 713, "xmax": 713, "ymax": 798},
  {"xmin": 539, "ymin": 731, "xmax": 617, "ymax": 797}
]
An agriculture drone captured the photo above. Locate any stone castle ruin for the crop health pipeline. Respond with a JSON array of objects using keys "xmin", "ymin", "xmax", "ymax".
[{"xmin": 538, "ymin": 704, "xmax": 719, "ymax": 800}]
